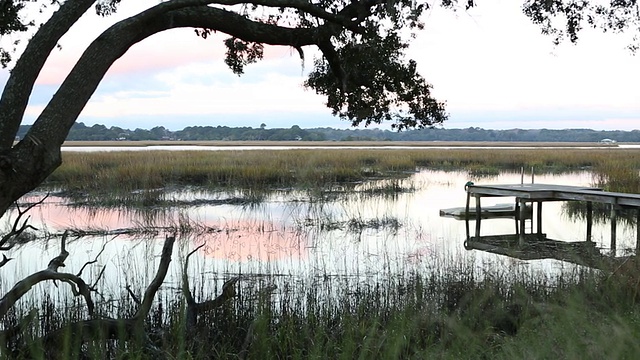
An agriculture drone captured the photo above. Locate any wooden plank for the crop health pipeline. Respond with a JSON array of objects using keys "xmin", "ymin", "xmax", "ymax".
[{"xmin": 467, "ymin": 184, "xmax": 640, "ymax": 208}]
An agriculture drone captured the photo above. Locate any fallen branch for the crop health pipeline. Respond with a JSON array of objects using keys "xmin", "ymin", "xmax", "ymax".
[
  {"xmin": 182, "ymin": 243, "xmax": 241, "ymax": 328},
  {"xmin": 181, "ymin": 242, "xmax": 243, "ymax": 356},
  {"xmin": 0, "ymin": 232, "xmax": 94, "ymax": 318},
  {"xmin": 38, "ymin": 235, "xmax": 176, "ymax": 359},
  {"xmin": 133, "ymin": 235, "xmax": 176, "ymax": 321}
]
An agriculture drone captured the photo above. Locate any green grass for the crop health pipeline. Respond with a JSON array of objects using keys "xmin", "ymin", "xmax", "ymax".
[{"xmin": 3, "ymin": 257, "xmax": 640, "ymax": 359}]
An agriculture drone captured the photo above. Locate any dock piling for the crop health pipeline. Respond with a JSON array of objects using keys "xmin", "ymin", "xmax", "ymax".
[
  {"xmin": 586, "ymin": 201, "xmax": 593, "ymax": 243},
  {"xmin": 475, "ymin": 194, "xmax": 481, "ymax": 239},
  {"xmin": 536, "ymin": 201, "xmax": 542, "ymax": 236},
  {"xmin": 518, "ymin": 198, "xmax": 526, "ymax": 245},
  {"xmin": 611, "ymin": 204, "xmax": 618, "ymax": 253}
]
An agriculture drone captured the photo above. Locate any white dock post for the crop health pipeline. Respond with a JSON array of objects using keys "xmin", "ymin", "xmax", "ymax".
[
  {"xmin": 520, "ymin": 167, "xmax": 524, "ymax": 184},
  {"xmin": 531, "ymin": 167, "xmax": 534, "ymax": 184}
]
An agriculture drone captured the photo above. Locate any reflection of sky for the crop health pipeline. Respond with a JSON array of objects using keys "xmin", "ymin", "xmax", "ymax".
[{"xmin": 2, "ymin": 169, "xmax": 635, "ymax": 300}]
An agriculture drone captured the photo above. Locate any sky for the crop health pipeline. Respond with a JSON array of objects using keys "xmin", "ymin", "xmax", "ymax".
[{"xmin": 1, "ymin": 0, "xmax": 639, "ymax": 131}]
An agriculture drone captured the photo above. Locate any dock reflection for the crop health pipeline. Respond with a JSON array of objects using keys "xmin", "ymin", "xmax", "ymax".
[{"xmin": 463, "ymin": 234, "xmax": 608, "ymax": 269}]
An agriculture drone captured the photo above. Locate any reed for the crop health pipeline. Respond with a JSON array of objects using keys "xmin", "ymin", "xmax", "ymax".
[
  {"xmin": 3, "ymin": 256, "xmax": 640, "ymax": 359},
  {"xmin": 47, "ymin": 149, "xmax": 640, "ymax": 196}
]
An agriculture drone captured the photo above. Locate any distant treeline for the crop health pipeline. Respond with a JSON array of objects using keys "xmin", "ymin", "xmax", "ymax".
[{"xmin": 15, "ymin": 123, "xmax": 640, "ymax": 142}]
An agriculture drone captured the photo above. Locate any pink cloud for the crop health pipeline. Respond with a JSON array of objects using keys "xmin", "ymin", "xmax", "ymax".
[{"xmin": 35, "ymin": 25, "xmax": 301, "ymax": 86}]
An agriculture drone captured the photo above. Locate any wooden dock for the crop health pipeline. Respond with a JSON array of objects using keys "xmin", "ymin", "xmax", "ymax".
[{"xmin": 464, "ymin": 183, "xmax": 640, "ymax": 251}]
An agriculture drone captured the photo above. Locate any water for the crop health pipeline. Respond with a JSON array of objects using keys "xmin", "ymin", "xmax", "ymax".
[{"xmin": 1, "ymin": 169, "xmax": 634, "ymax": 301}]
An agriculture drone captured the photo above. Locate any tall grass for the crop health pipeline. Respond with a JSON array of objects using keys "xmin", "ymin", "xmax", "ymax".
[
  {"xmin": 47, "ymin": 148, "xmax": 640, "ymax": 196},
  {"xmin": 3, "ymin": 256, "xmax": 640, "ymax": 359}
]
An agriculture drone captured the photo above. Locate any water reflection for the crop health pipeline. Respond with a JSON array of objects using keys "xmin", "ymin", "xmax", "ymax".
[{"xmin": 2, "ymin": 169, "xmax": 638, "ymax": 297}]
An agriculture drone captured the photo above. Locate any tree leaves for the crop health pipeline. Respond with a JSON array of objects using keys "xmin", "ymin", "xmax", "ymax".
[
  {"xmin": 0, "ymin": 0, "xmax": 27, "ymax": 36},
  {"xmin": 224, "ymin": 37, "xmax": 265, "ymax": 75},
  {"xmin": 305, "ymin": 31, "xmax": 447, "ymax": 130},
  {"xmin": 523, "ymin": 0, "xmax": 640, "ymax": 49}
]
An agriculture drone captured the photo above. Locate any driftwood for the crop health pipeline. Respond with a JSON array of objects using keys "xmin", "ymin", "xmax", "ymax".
[
  {"xmin": 182, "ymin": 244, "xmax": 240, "ymax": 329},
  {"xmin": 0, "ymin": 230, "xmax": 176, "ymax": 359},
  {"xmin": 0, "ymin": 232, "xmax": 94, "ymax": 319},
  {"xmin": 182, "ymin": 244, "xmax": 278, "ymax": 358},
  {"xmin": 38, "ymin": 235, "xmax": 176, "ymax": 359}
]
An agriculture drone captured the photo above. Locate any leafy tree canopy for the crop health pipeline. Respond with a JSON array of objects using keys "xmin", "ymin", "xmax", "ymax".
[{"xmin": 0, "ymin": 0, "xmax": 637, "ymax": 217}]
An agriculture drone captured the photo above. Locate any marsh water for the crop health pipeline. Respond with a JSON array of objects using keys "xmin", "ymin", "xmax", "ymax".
[{"xmin": 2, "ymin": 163, "xmax": 636, "ymax": 304}]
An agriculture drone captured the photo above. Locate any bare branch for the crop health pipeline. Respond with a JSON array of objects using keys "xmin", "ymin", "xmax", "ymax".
[
  {"xmin": 183, "ymin": 243, "xmax": 206, "ymax": 327},
  {"xmin": 196, "ymin": 277, "xmax": 241, "ymax": 313},
  {"xmin": 133, "ymin": 235, "xmax": 176, "ymax": 321},
  {"xmin": 90, "ymin": 265, "xmax": 107, "ymax": 294},
  {"xmin": 76, "ymin": 239, "xmax": 109, "ymax": 277},
  {"xmin": 125, "ymin": 284, "xmax": 142, "ymax": 306},
  {"xmin": 182, "ymin": 243, "xmax": 206, "ymax": 307},
  {"xmin": 0, "ymin": 195, "xmax": 47, "ymax": 250},
  {"xmin": 47, "ymin": 231, "xmax": 69, "ymax": 271},
  {"xmin": 0, "ymin": 270, "xmax": 94, "ymax": 319},
  {"xmin": 0, "ymin": 254, "xmax": 12, "ymax": 268},
  {"xmin": 0, "ymin": 231, "xmax": 94, "ymax": 319}
]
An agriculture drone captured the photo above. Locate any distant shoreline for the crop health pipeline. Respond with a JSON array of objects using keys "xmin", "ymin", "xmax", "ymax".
[{"xmin": 61, "ymin": 140, "xmax": 627, "ymax": 148}]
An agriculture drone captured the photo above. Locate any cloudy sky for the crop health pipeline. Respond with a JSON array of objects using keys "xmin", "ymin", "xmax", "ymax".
[{"xmin": 2, "ymin": 0, "xmax": 639, "ymax": 131}]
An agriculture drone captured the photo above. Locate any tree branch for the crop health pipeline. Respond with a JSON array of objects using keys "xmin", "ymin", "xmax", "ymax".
[
  {"xmin": 0, "ymin": 254, "xmax": 12, "ymax": 268},
  {"xmin": 0, "ymin": 0, "xmax": 381, "ymax": 218},
  {"xmin": 0, "ymin": 232, "xmax": 94, "ymax": 319},
  {"xmin": 183, "ymin": 243, "xmax": 240, "ymax": 329},
  {"xmin": 0, "ymin": 195, "xmax": 46, "ymax": 251},
  {"xmin": 36, "ymin": 235, "xmax": 176, "ymax": 358},
  {"xmin": 0, "ymin": 0, "xmax": 96, "ymax": 149},
  {"xmin": 24, "ymin": 1, "xmax": 360, "ymax": 151},
  {"xmin": 133, "ymin": 235, "xmax": 176, "ymax": 321}
]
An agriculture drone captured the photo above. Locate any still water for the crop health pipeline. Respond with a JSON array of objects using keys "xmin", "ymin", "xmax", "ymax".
[{"xmin": 1, "ymin": 169, "xmax": 634, "ymax": 301}]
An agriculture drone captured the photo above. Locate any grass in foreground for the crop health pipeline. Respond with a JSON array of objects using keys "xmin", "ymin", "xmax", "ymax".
[{"xmin": 3, "ymin": 256, "xmax": 640, "ymax": 359}]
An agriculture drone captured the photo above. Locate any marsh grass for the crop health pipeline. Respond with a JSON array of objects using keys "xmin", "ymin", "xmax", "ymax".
[
  {"xmin": 48, "ymin": 149, "xmax": 640, "ymax": 200},
  {"xmin": 3, "ymin": 257, "xmax": 640, "ymax": 359},
  {"xmin": 6, "ymin": 147, "xmax": 640, "ymax": 358},
  {"xmin": 562, "ymin": 158, "xmax": 640, "ymax": 225}
]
